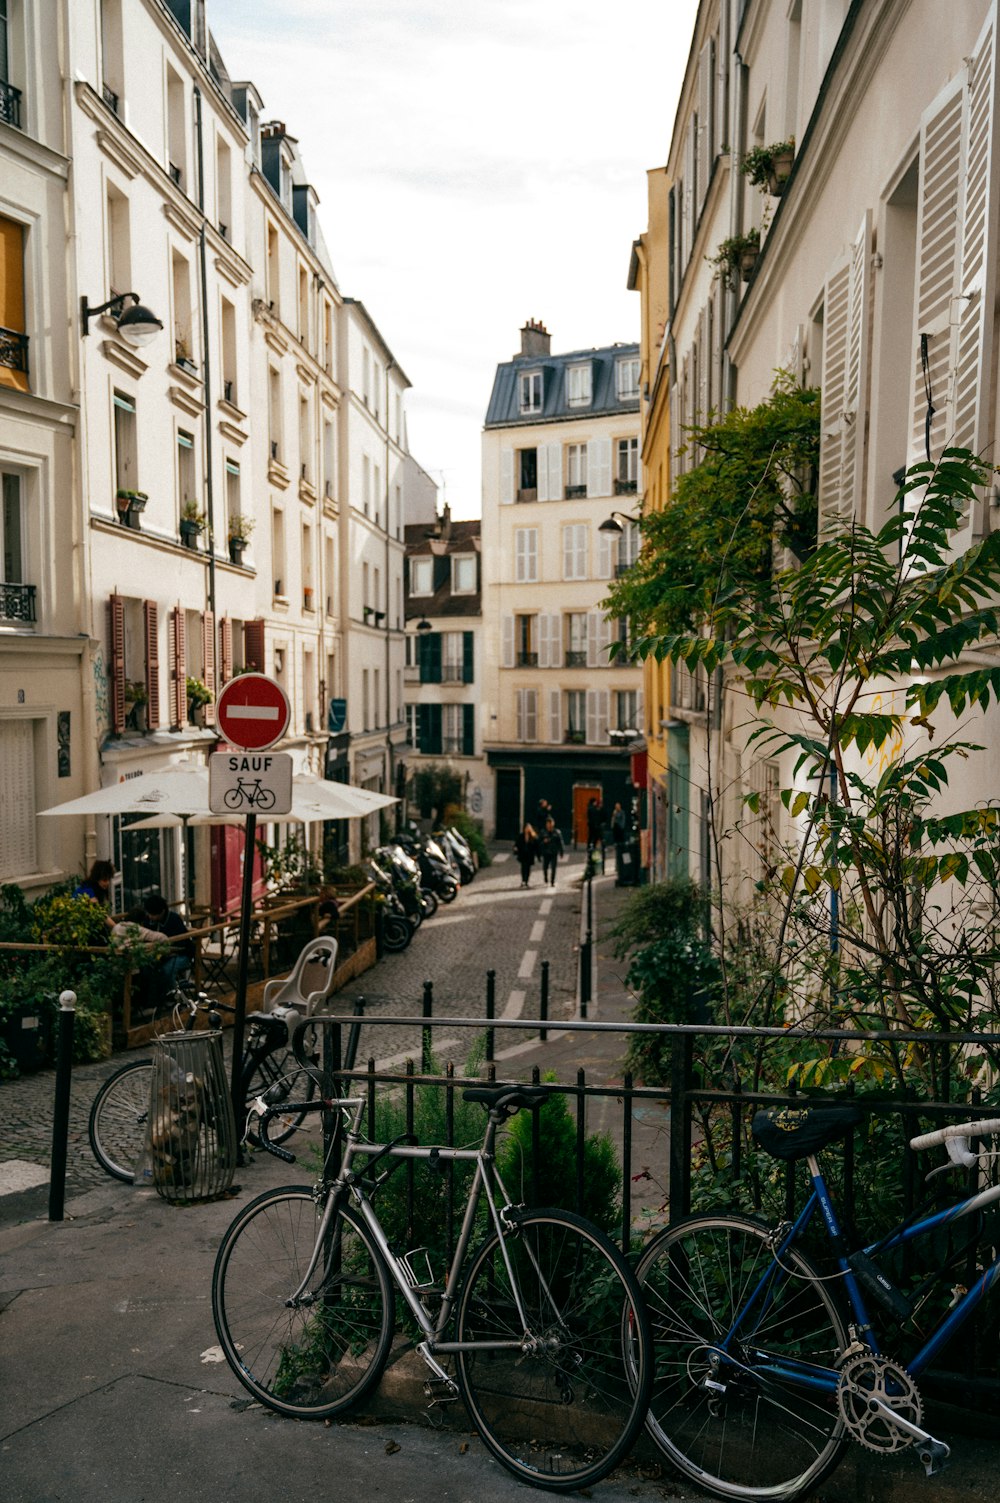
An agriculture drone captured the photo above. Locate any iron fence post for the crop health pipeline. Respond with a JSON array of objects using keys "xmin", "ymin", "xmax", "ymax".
[
  {"xmin": 580, "ymin": 865, "xmax": 593, "ymax": 1019},
  {"xmin": 539, "ymin": 959, "xmax": 549, "ymax": 1041},
  {"xmin": 668, "ymin": 1031, "xmax": 693, "ymax": 1220},
  {"xmin": 485, "ymin": 969, "xmax": 495, "ymax": 1063},
  {"xmin": 421, "ymin": 979, "xmax": 433, "ymax": 1073}
]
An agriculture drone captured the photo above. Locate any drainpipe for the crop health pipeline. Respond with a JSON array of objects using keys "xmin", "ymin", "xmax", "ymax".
[
  {"xmin": 384, "ymin": 358, "xmax": 394, "ymax": 824},
  {"xmin": 193, "ymin": 86, "xmax": 217, "ymax": 629}
]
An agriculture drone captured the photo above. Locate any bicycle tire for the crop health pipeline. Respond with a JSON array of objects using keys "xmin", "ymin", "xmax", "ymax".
[
  {"xmin": 455, "ymin": 1208, "xmax": 653, "ymax": 1491},
  {"xmin": 255, "ymin": 786, "xmax": 276, "ymax": 811},
  {"xmin": 88, "ymin": 1058, "xmax": 154, "ymax": 1182},
  {"xmin": 240, "ymin": 1041, "xmax": 318, "ymax": 1147},
  {"xmin": 637, "ymin": 1213, "xmax": 849, "ymax": 1502},
  {"xmin": 213, "ymin": 1188, "xmax": 395, "ymax": 1419},
  {"xmin": 223, "ymin": 786, "xmax": 243, "ymax": 810}
]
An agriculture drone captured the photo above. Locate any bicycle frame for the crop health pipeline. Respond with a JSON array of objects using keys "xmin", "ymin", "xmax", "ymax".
[
  {"xmin": 287, "ymin": 1096, "xmax": 544, "ymax": 1371},
  {"xmin": 725, "ymin": 1151, "xmax": 1000, "ymax": 1396}
]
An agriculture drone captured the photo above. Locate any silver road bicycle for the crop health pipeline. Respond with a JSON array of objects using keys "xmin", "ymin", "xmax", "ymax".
[{"xmin": 212, "ymin": 1083, "xmax": 653, "ymax": 1491}]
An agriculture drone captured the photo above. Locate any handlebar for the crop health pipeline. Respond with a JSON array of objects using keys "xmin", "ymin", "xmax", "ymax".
[
  {"xmin": 909, "ymin": 1116, "xmax": 1000, "ymax": 1168},
  {"xmin": 255, "ymin": 1106, "xmax": 298, "ymax": 1163}
]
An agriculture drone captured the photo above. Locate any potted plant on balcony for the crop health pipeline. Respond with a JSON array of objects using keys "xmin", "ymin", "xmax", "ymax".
[
  {"xmin": 179, "ymin": 500, "xmax": 206, "ymax": 548},
  {"xmin": 710, "ymin": 228, "xmax": 761, "ymax": 288},
  {"xmin": 227, "ymin": 512, "xmax": 254, "ymax": 565},
  {"xmin": 740, "ymin": 139, "xmax": 795, "ymax": 196},
  {"xmin": 186, "ymin": 675, "xmax": 212, "ymax": 727},
  {"xmin": 116, "ymin": 489, "xmax": 148, "ymax": 526},
  {"xmin": 174, "ymin": 331, "xmax": 198, "ymax": 374}
]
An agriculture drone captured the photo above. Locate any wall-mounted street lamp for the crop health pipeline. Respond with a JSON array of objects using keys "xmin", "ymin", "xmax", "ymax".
[
  {"xmin": 598, "ymin": 510, "xmax": 637, "ymax": 534},
  {"xmin": 81, "ymin": 292, "xmax": 164, "ymax": 348},
  {"xmin": 415, "ymin": 617, "xmax": 432, "ymax": 633}
]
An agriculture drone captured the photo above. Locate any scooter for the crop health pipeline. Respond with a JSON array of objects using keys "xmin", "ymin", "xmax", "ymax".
[{"xmin": 438, "ymin": 827, "xmax": 476, "ymax": 886}]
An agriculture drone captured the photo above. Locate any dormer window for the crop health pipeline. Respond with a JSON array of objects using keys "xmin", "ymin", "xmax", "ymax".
[
  {"xmin": 452, "ymin": 555, "xmax": 476, "ymax": 594},
  {"xmin": 567, "ymin": 363, "xmax": 592, "ymax": 408},
  {"xmin": 616, "ymin": 357, "xmax": 640, "ymax": 401},
  {"xmin": 410, "ymin": 557, "xmax": 433, "ymax": 595},
  {"xmin": 519, "ymin": 369, "xmax": 542, "ymax": 415}
]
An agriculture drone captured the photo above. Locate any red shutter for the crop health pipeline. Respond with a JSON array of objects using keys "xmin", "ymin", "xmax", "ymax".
[
  {"xmin": 169, "ymin": 606, "xmax": 187, "ymax": 728},
  {"xmin": 202, "ymin": 609, "xmax": 217, "ymax": 726},
  {"xmin": 219, "ymin": 616, "xmax": 233, "ymax": 684},
  {"xmin": 144, "ymin": 600, "xmax": 160, "ymax": 729},
  {"xmin": 244, "ymin": 617, "xmax": 265, "ymax": 674},
  {"xmin": 107, "ymin": 593, "xmax": 126, "ymax": 735}
]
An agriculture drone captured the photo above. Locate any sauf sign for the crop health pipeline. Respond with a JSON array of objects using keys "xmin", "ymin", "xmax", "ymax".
[{"xmin": 209, "ymin": 751, "xmax": 293, "ymax": 817}]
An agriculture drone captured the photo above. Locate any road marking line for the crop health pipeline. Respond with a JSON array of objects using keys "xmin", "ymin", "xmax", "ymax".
[
  {"xmin": 518, "ymin": 950, "xmax": 537, "ymax": 980},
  {"xmin": 530, "ymin": 921, "xmax": 545, "ymax": 944},
  {"xmin": 503, "ymin": 989, "xmax": 526, "ymax": 1019},
  {"xmin": 539, "ymin": 897, "xmax": 553, "ymax": 915},
  {"xmin": 496, "ymin": 1031, "xmax": 567, "ymax": 1060}
]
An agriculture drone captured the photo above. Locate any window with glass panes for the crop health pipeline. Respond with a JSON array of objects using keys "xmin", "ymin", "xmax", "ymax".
[
  {"xmin": 441, "ymin": 631, "xmax": 464, "ymax": 682},
  {"xmin": 566, "ymin": 443, "xmax": 587, "ymax": 495},
  {"xmin": 113, "ymin": 391, "xmax": 137, "ymax": 494},
  {"xmin": 566, "ymin": 690, "xmax": 586, "ymax": 739},
  {"xmin": 565, "ymin": 611, "xmax": 587, "ymax": 666},
  {"xmin": 519, "ymin": 370, "xmax": 542, "ymax": 415},
  {"xmin": 616, "ymin": 689, "xmax": 638, "ymax": 731},
  {"xmin": 616, "ymin": 357, "xmax": 640, "ymax": 400},
  {"xmin": 410, "ymin": 556, "xmax": 433, "ymax": 594},
  {"xmin": 616, "ymin": 437, "xmax": 638, "ymax": 492},
  {"xmin": 452, "ymin": 554, "xmax": 476, "ymax": 593},
  {"xmin": 566, "ymin": 363, "xmax": 592, "ymax": 407},
  {"xmin": 516, "ymin": 614, "xmax": 536, "ymax": 666}
]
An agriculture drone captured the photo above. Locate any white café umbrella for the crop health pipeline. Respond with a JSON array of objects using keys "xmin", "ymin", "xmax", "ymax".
[{"xmin": 39, "ymin": 766, "xmax": 397, "ymax": 822}]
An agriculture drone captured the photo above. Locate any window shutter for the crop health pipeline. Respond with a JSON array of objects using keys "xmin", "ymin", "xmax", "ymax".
[
  {"xmin": 462, "ymin": 703, "xmax": 475, "ymax": 757},
  {"xmin": 596, "ymin": 689, "xmax": 609, "ymax": 744},
  {"xmin": 244, "ymin": 617, "xmax": 266, "ymax": 674},
  {"xmin": 201, "ymin": 609, "xmax": 217, "ymax": 727},
  {"xmin": 840, "ymin": 213, "xmax": 873, "ymax": 529},
  {"xmin": 537, "ymin": 612, "xmax": 550, "ymax": 669},
  {"xmin": 952, "ymin": 8, "xmax": 999, "ymax": 537},
  {"xmin": 817, "ymin": 257, "xmax": 851, "ymax": 533},
  {"xmin": 219, "ymin": 616, "xmax": 233, "ymax": 684},
  {"xmin": 502, "ymin": 614, "xmax": 515, "ymax": 669},
  {"xmin": 107, "ymin": 593, "xmax": 126, "ymax": 735},
  {"xmin": 462, "ymin": 630, "xmax": 474, "ymax": 683},
  {"xmin": 586, "ymin": 688, "xmax": 599, "ymax": 745},
  {"xmin": 697, "ymin": 39, "xmax": 714, "ymax": 216},
  {"xmin": 500, "ymin": 447, "xmax": 514, "ymax": 505},
  {"xmin": 586, "ymin": 437, "xmax": 611, "ymax": 498},
  {"xmin": 169, "ymin": 605, "xmax": 187, "ymax": 729},
  {"xmin": 548, "ymin": 611, "xmax": 562, "ymax": 669},
  {"xmin": 562, "ymin": 526, "xmax": 574, "ymax": 579},
  {"xmin": 576, "ymin": 525, "xmax": 588, "ymax": 580},
  {"xmin": 417, "ymin": 703, "xmax": 429, "ymax": 752},
  {"xmin": 549, "ymin": 688, "xmax": 561, "ymax": 744},
  {"xmin": 0, "ymin": 721, "xmax": 36, "ymax": 878},
  {"xmin": 545, "ymin": 442, "xmax": 562, "ymax": 501},
  {"xmin": 425, "ymin": 631, "xmax": 442, "ymax": 683},
  {"xmin": 908, "ymin": 74, "xmax": 965, "ymax": 473},
  {"xmin": 527, "ymin": 528, "xmax": 537, "ymax": 581},
  {"xmin": 586, "ymin": 611, "xmax": 599, "ymax": 668},
  {"xmin": 524, "ymin": 688, "xmax": 537, "ymax": 742},
  {"xmin": 636, "ymin": 686, "xmax": 645, "ymax": 731},
  {"xmin": 597, "ymin": 528, "xmax": 614, "ymax": 580},
  {"xmin": 144, "ymin": 599, "xmax": 160, "ymax": 729},
  {"xmin": 427, "ymin": 703, "xmax": 442, "ymax": 755},
  {"xmin": 596, "ymin": 614, "xmax": 613, "ymax": 666}
]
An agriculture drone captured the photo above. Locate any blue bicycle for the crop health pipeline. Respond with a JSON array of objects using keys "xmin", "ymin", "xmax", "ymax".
[{"xmin": 636, "ymin": 1103, "xmax": 1000, "ymax": 1501}]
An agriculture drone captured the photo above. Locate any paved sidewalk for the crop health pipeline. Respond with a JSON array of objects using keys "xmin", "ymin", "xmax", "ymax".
[{"xmin": 1, "ymin": 862, "xmax": 997, "ymax": 1501}]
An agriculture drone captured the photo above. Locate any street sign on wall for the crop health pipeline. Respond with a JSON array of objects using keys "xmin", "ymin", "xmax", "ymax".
[
  {"xmin": 216, "ymin": 674, "xmax": 290, "ymax": 751},
  {"xmin": 209, "ymin": 751, "xmax": 293, "ymax": 816}
]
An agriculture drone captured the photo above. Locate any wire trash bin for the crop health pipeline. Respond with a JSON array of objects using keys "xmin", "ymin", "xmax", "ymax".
[{"xmin": 135, "ymin": 1029, "xmax": 237, "ymax": 1203}]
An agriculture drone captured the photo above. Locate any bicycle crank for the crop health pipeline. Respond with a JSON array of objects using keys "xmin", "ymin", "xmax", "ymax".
[{"xmin": 836, "ymin": 1354, "xmax": 950, "ymax": 1474}]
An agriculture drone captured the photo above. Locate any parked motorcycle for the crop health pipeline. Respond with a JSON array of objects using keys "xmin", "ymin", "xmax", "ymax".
[
  {"xmin": 395, "ymin": 832, "xmax": 460, "ymax": 904},
  {"xmin": 438, "ymin": 827, "xmax": 476, "ymax": 885},
  {"xmin": 365, "ymin": 855, "xmax": 414, "ymax": 953}
]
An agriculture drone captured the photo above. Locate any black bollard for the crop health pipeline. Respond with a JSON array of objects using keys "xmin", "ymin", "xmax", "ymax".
[
  {"xmin": 540, "ymin": 959, "xmax": 549, "ymax": 1041},
  {"xmin": 485, "ymin": 969, "xmax": 495, "ymax": 1063},
  {"xmin": 48, "ymin": 990, "xmax": 77, "ymax": 1222},
  {"xmin": 421, "ymin": 979, "xmax": 433, "ymax": 1073}
]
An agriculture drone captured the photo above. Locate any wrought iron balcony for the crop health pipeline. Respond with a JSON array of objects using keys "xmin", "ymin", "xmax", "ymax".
[
  {"xmin": 564, "ymin": 484, "xmax": 587, "ymax": 499},
  {"xmin": 442, "ymin": 735, "xmax": 464, "ymax": 755},
  {"xmin": 516, "ymin": 651, "xmax": 538, "ymax": 668},
  {"xmin": 0, "ymin": 582, "xmax": 37, "ymax": 622},
  {"xmin": 440, "ymin": 663, "xmax": 464, "ymax": 683},
  {"xmin": 101, "ymin": 83, "xmax": 119, "ymax": 114},
  {"xmin": 565, "ymin": 650, "xmax": 587, "ymax": 668},
  {"xmin": 0, "ymin": 327, "xmax": 29, "ymax": 378},
  {"xmin": 614, "ymin": 478, "xmax": 638, "ymax": 495},
  {"xmin": 0, "ymin": 79, "xmax": 22, "ymax": 129},
  {"xmin": 615, "ymin": 559, "xmax": 635, "ymax": 577}
]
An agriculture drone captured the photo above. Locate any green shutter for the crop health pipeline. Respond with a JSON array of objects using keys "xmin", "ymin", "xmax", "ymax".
[
  {"xmin": 462, "ymin": 703, "xmax": 475, "ymax": 756},
  {"xmin": 462, "ymin": 631, "xmax": 474, "ymax": 683},
  {"xmin": 426, "ymin": 703, "xmax": 442, "ymax": 755},
  {"xmin": 419, "ymin": 631, "xmax": 442, "ymax": 684}
]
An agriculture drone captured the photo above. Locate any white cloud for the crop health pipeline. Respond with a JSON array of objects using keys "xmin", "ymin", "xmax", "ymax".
[{"xmin": 208, "ymin": 0, "xmax": 699, "ymax": 515}]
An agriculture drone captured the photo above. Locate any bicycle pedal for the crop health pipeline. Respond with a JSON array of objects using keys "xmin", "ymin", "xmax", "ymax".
[{"xmin": 918, "ymin": 1439, "xmax": 950, "ymax": 1477}]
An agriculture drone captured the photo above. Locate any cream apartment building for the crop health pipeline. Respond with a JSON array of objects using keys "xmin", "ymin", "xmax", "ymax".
[{"xmin": 481, "ymin": 322, "xmax": 644, "ymax": 843}]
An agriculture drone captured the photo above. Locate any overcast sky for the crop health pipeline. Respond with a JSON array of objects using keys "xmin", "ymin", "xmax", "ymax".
[{"xmin": 208, "ymin": 0, "xmax": 701, "ymax": 517}]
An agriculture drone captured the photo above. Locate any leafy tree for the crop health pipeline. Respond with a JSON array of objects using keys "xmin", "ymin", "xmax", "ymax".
[{"xmin": 411, "ymin": 762, "xmax": 463, "ymax": 822}]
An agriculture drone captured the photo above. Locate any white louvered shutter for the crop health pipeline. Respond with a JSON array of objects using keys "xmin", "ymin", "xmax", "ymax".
[
  {"xmin": 516, "ymin": 688, "xmax": 525, "ymax": 741},
  {"xmin": 817, "ymin": 258, "xmax": 851, "ymax": 534},
  {"xmin": 0, "ymin": 720, "xmax": 36, "ymax": 878},
  {"xmin": 587, "ymin": 437, "xmax": 611, "ymax": 498},
  {"xmin": 596, "ymin": 614, "xmax": 613, "ymax": 667},
  {"xmin": 524, "ymin": 688, "xmax": 537, "ymax": 742},
  {"xmin": 537, "ymin": 612, "xmax": 550, "ymax": 669},
  {"xmin": 840, "ymin": 213, "xmax": 873, "ymax": 528},
  {"xmin": 502, "ymin": 614, "xmax": 515, "ymax": 669},
  {"xmin": 542, "ymin": 442, "xmax": 562, "ymax": 502},
  {"xmin": 907, "ymin": 74, "xmax": 965, "ymax": 474},
  {"xmin": 549, "ymin": 688, "xmax": 561, "ymax": 744},
  {"xmin": 698, "ymin": 38, "xmax": 715, "ymax": 215},
  {"xmin": 636, "ymin": 686, "xmax": 645, "ymax": 733},
  {"xmin": 597, "ymin": 529, "xmax": 614, "ymax": 580},
  {"xmin": 526, "ymin": 528, "xmax": 537, "ymax": 581},
  {"xmin": 548, "ymin": 612, "xmax": 562, "ymax": 668},
  {"xmin": 595, "ymin": 689, "xmax": 609, "ymax": 743},
  {"xmin": 952, "ymin": 9, "xmax": 999, "ymax": 541},
  {"xmin": 562, "ymin": 526, "xmax": 574, "ymax": 579},
  {"xmin": 586, "ymin": 611, "xmax": 599, "ymax": 668},
  {"xmin": 586, "ymin": 689, "xmax": 599, "ymax": 746},
  {"xmin": 500, "ymin": 448, "xmax": 514, "ymax": 505},
  {"xmin": 683, "ymin": 118, "xmax": 696, "ymax": 264}
]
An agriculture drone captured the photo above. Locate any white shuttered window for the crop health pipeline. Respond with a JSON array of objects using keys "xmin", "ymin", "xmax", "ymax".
[
  {"xmin": 0, "ymin": 720, "xmax": 36, "ymax": 877},
  {"xmin": 515, "ymin": 527, "xmax": 538, "ymax": 582}
]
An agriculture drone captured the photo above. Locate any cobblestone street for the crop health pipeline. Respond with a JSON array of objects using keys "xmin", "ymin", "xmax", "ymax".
[{"xmin": 0, "ymin": 844, "xmax": 597, "ymax": 1205}]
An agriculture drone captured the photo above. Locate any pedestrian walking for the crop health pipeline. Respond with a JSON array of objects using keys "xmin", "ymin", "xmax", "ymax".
[
  {"xmin": 513, "ymin": 822, "xmax": 540, "ymax": 887},
  {"xmin": 538, "ymin": 817, "xmax": 564, "ymax": 886},
  {"xmin": 535, "ymin": 796, "xmax": 553, "ymax": 831},
  {"xmin": 610, "ymin": 801, "xmax": 627, "ymax": 880},
  {"xmin": 586, "ymin": 797, "xmax": 605, "ymax": 873}
]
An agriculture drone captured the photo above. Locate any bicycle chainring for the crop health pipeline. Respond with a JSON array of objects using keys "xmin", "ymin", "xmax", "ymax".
[{"xmin": 836, "ymin": 1353, "xmax": 922, "ymax": 1453}]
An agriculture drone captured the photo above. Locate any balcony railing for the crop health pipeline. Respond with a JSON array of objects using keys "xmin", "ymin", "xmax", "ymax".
[
  {"xmin": 0, "ymin": 327, "xmax": 29, "ymax": 378},
  {"xmin": 565, "ymin": 649, "xmax": 587, "ymax": 668},
  {"xmin": 440, "ymin": 663, "xmax": 464, "ymax": 683},
  {"xmin": 0, "ymin": 79, "xmax": 22, "ymax": 129},
  {"xmin": 442, "ymin": 736, "xmax": 464, "ymax": 755},
  {"xmin": 564, "ymin": 484, "xmax": 587, "ymax": 499},
  {"xmin": 614, "ymin": 477, "xmax": 638, "ymax": 495},
  {"xmin": 516, "ymin": 651, "xmax": 538, "ymax": 668},
  {"xmin": 614, "ymin": 560, "xmax": 636, "ymax": 577},
  {"xmin": 516, "ymin": 487, "xmax": 537, "ymax": 503},
  {"xmin": 0, "ymin": 582, "xmax": 37, "ymax": 622},
  {"xmin": 101, "ymin": 83, "xmax": 119, "ymax": 114}
]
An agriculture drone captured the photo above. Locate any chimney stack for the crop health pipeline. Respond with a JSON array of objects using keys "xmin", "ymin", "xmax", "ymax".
[{"xmin": 519, "ymin": 318, "xmax": 551, "ymax": 359}]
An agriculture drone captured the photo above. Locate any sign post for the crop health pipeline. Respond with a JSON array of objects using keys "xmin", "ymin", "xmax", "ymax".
[{"xmin": 214, "ymin": 676, "xmax": 291, "ymax": 1139}]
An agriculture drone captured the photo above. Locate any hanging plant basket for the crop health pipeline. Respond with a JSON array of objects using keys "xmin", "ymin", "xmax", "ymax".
[
  {"xmin": 180, "ymin": 518, "xmax": 204, "ymax": 549},
  {"xmin": 228, "ymin": 537, "xmax": 247, "ymax": 565}
]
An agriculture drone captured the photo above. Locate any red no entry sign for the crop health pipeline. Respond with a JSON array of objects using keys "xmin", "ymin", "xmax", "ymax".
[{"xmin": 216, "ymin": 673, "xmax": 290, "ymax": 751}]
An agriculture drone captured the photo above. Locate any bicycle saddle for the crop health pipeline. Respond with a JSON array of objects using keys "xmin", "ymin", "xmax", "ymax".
[
  {"xmin": 752, "ymin": 1104, "xmax": 863, "ymax": 1161},
  {"xmin": 463, "ymin": 1084, "xmax": 551, "ymax": 1114}
]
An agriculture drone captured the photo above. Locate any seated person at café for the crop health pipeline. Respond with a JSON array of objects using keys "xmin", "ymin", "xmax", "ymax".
[{"xmin": 140, "ymin": 893, "xmax": 195, "ymax": 990}]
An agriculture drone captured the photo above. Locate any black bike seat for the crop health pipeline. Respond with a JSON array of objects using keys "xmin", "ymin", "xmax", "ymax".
[
  {"xmin": 753, "ymin": 1105, "xmax": 863, "ymax": 1161},
  {"xmin": 463, "ymin": 1084, "xmax": 551, "ymax": 1113}
]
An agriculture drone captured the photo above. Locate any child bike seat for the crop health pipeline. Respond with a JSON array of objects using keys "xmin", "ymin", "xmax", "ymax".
[{"xmin": 752, "ymin": 1104, "xmax": 863, "ymax": 1161}]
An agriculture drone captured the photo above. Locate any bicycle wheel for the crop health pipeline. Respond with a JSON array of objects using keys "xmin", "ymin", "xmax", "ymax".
[
  {"xmin": 455, "ymin": 1208, "xmax": 652, "ymax": 1491},
  {"xmin": 255, "ymin": 786, "xmax": 276, "ymax": 811},
  {"xmin": 88, "ymin": 1059, "xmax": 153, "ymax": 1182},
  {"xmin": 638, "ymin": 1213, "xmax": 849, "ymax": 1502},
  {"xmin": 223, "ymin": 786, "xmax": 243, "ymax": 810},
  {"xmin": 213, "ymin": 1188, "xmax": 395, "ymax": 1420},
  {"xmin": 240, "ymin": 1041, "xmax": 317, "ymax": 1147}
]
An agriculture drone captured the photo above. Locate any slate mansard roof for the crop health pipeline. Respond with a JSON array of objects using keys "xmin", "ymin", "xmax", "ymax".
[{"xmin": 484, "ymin": 342, "xmax": 640, "ymax": 429}]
